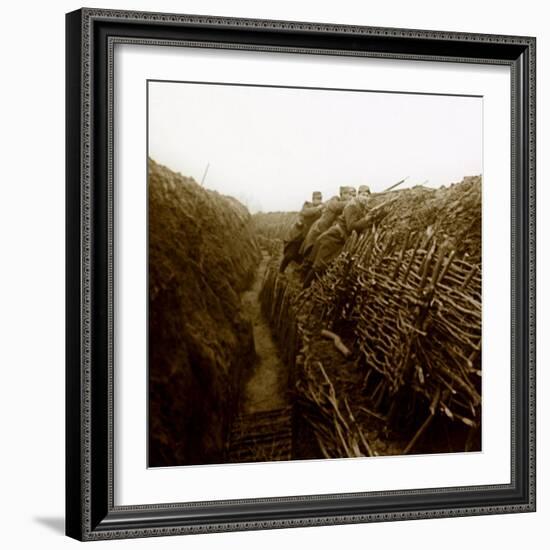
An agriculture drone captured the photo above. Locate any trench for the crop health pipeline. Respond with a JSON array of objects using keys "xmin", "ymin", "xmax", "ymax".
[
  {"xmin": 226, "ymin": 252, "xmax": 293, "ymax": 463},
  {"xmin": 150, "ymin": 160, "xmax": 482, "ymax": 466}
]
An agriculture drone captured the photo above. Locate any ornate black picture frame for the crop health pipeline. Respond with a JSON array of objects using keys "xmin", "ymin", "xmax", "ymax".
[{"xmin": 66, "ymin": 8, "xmax": 536, "ymax": 541}]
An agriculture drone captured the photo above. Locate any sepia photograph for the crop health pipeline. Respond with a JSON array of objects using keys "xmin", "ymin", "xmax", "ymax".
[{"xmin": 147, "ymin": 80, "xmax": 482, "ymax": 468}]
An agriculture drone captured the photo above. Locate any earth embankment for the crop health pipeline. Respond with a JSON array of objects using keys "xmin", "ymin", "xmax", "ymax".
[{"xmin": 148, "ymin": 158, "xmax": 260, "ymax": 467}]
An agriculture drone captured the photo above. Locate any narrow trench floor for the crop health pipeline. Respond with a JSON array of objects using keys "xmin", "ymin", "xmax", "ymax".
[
  {"xmin": 240, "ymin": 252, "xmax": 289, "ymax": 414},
  {"xmin": 227, "ymin": 252, "xmax": 292, "ymax": 463}
]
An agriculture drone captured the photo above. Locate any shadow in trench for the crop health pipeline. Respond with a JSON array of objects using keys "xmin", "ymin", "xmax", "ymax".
[{"xmin": 227, "ymin": 251, "xmax": 294, "ymax": 464}]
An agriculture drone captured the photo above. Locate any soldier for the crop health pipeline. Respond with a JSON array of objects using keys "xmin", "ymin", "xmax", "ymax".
[
  {"xmin": 299, "ymin": 186, "xmax": 352, "ymax": 272},
  {"xmin": 279, "ymin": 191, "xmax": 324, "ymax": 273},
  {"xmin": 303, "ymin": 185, "xmax": 374, "ymax": 288},
  {"xmin": 346, "ymin": 186, "xmax": 358, "ymax": 199},
  {"xmin": 341, "ymin": 185, "xmax": 371, "ymax": 233}
]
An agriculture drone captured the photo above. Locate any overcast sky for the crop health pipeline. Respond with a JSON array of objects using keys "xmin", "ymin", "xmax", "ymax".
[{"xmin": 148, "ymin": 81, "xmax": 482, "ymax": 213}]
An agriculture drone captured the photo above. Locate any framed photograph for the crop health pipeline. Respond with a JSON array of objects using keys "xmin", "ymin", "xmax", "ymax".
[{"xmin": 66, "ymin": 8, "xmax": 536, "ymax": 541}]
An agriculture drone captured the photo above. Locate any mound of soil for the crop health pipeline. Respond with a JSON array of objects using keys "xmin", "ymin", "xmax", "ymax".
[
  {"xmin": 370, "ymin": 176, "xmax": 482, "ymax": 261},
  {"xmin": 252, "ymin": 211, "xmax": 298, "ymax": 242},
  {"xmin": 148, "ymin": 158, "xmax": 260, "ymax": 467}
]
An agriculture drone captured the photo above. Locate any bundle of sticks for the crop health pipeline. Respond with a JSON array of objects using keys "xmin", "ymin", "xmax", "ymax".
[
  {"xmin": 260, "ymin": 179, "xmax": 482, "ymax": 455},
  {"xmin": 300, "ymin": 226, "xmax": 481, "ymax": 434},
  {"xmin": 297, "ymin": 359, "xmax": 375, "ymax": 458}
]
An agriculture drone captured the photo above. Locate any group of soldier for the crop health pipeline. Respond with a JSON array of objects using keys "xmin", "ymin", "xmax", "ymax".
[{"xmin": 279, "ymin": 184, "xmax": 380, "ymax": 287}]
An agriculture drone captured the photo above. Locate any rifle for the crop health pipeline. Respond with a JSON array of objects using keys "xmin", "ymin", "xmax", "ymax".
[
  {"xmin": 353, "ymin": 196, "xmax": 400, "ymax": 232},
  {"xmin": 369, "ymin": 195, "xmax": 400, "ymax": 214},
  {"xmin": 382, "ymin": 176, "xmax": 409, "ymax": 193}
]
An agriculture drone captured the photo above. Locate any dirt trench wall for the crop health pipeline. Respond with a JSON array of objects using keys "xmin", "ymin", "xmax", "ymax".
[{"xmin": 148, "ymin": 158, "xmax": 260, "ymax": 467}]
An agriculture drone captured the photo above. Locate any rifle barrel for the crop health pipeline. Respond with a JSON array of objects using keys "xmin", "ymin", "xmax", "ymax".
[{"xmin": 383, "ymin": 176, "xmax": 409, "ymax": 193}]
